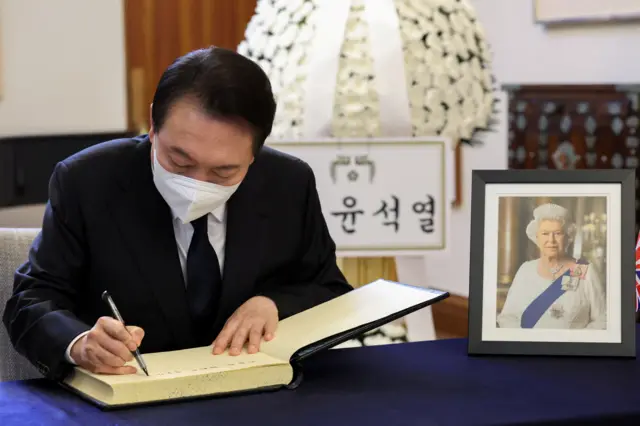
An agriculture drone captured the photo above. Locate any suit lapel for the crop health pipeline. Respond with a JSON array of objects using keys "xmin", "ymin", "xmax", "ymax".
[
  {"xmin": 110, "ymin": 138, "xmax": 196, "ymax": 349},
  {"xmin": 213, "ymin": 163, "xmax": 268, "ymax": 334}
]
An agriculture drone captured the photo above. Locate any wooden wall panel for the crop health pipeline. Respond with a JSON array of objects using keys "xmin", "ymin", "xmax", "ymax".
[
  {"xmin": 506, "ymin": 84, "xmax": 640, "ymax": 233},
  {"xmin": 124, "ymin": 0, "xmax": 257, "ymax": 132}
]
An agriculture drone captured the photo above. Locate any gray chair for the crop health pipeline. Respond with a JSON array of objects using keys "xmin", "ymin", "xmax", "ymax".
[{"xmin": 0, "ymin": 228, "xmax": 42, "ymax": 382}]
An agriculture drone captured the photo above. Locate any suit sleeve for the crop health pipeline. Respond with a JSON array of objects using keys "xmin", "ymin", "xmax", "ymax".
[
  {"xmin": 2, "ymin": 161, "xmax": 91, "ymax": 381},
  {"xmin": 258, "ymin": 164, "xmax": 353, "ymax": 319}
]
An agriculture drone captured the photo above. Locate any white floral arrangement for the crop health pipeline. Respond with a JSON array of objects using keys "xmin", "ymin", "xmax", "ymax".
[
  {"xmin": 332, "ymin": 323, "xmax": 410, "ymax": 349},
  {"xmin": 238, "ymin": 0, "xmax": 498, "ymax": 145},
  {"xmin": 237, "ymin": 0, "xmax": 497, "ymax": 346}
]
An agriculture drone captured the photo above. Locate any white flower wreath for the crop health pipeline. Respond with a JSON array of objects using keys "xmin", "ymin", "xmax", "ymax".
[
  {"xmin": 237, "ymin": 0, "xmax": 497, "ymax": 345},
  {"xmin": 238, "ymin": 0, "xmax": 498, "ymax": 145}
]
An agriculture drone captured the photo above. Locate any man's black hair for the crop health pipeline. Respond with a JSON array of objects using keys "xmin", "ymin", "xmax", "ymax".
[{"xmin": 151, "ymin": 46, "xmax": 276, "ymax": 155}]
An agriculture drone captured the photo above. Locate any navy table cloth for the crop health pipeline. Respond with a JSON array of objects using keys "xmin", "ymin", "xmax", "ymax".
[{"xmin": 2, "ymin": 328, "xmax": 640, "ymax": 426}]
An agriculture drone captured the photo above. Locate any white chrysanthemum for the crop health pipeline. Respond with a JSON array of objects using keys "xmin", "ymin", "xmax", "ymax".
[
  {"xmin": 332, "ymin": 339, "xmax": 363, "ymax": 349},
  {"xmin": 363, "ymin": 334, "xmax": 394, "ymax": 346},
  {"xmin": 237, "ymin": 0, "xmax": 497, "ymax": 144},
  {"xmin": 380, "ymin": 323, "xmax": 408, "ymax": 339},
  {"xmin": 332, "ymin": 325, "xmax": 409, "ymax": 349}
]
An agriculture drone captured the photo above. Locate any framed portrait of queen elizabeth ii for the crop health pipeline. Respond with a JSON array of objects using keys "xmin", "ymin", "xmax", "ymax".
[{"xmin": 467, "ymin": 169, "xmax": 636, "ymax": 357}]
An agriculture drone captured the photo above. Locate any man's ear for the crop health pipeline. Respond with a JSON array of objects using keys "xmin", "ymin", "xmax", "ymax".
[{"xmin": 148, "ymin": 104, "xmax": 155, "ymax": 140}]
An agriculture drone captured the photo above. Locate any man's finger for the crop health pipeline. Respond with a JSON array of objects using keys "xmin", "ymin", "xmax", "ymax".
[
  {"xmin": 264, "ymin": 316, "xmax": 277, "ymax": 341},
  {"xmin": 126, "ymin": 326, "xmax": 145, "ymax": 347},
  {"xmin": 83, "ymin": 342, "xmax": 103, "ymax": 367},
  {"xmin": 92, "ymin": 344, "xmax": 129, "ymax": 368},
  {"xmin": 229, "ymin": 321, "xmax": 253, "ymax": 355},
  {"xmin": 100, "ymin": 335, "xmax": 134, "ymax": 363},
  {"xmin": 99, "ymin": 317, "xmax": 136, "ymax": 350},
  {"xmin": 213, "ymin": 317, "xmax": 240, "ymax": 354},
  {"xmin": 94, "ymin": 364, "xmax": 138, "ymax": 375},
  {"xmin": 247, "ymin": 322, "xmax": 264, "ymax": 353}
]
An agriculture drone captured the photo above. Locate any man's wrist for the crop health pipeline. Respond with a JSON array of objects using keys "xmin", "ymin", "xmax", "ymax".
[{"xmin": 65, "ymin": 330, "xmax": 90, "ymax": 365}]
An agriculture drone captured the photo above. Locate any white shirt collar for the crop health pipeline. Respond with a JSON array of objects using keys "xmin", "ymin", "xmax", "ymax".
[
  {"xmin": 210, "ymin": 203, "xmax": 226, "ymax": 223},
  {"xmin": 170, "ymin": 203, "xmax": 227, "ymax": 225}
]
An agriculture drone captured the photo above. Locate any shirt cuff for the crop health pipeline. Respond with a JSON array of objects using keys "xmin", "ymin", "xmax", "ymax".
[{"xmin": 65, "ymin": 330, "xmax": 90, "ymax": 365}]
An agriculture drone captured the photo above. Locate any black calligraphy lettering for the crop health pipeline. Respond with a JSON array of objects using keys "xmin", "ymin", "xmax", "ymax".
[
  {"xmin": 331, "ymin": 196, "xmax": 364, "ymax": 234},
  {"xmin": 412, "ymin": 195, "xmax": 435, "ymax": 233},
  {"xmin": 373, "ymin": 195, "xmax": 400, "ymax": 232}
]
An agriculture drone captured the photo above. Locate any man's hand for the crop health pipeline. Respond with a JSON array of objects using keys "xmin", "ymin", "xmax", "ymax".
[
  {"xmin": 212, "ymin": 296, "xmax": 278, "ymax": 356},
  {"xmin": 70, "ymin": 316, "xmax": 144, "ymax": 374}
]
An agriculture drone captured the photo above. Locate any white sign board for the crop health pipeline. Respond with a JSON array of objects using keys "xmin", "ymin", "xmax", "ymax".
[{"xmin": 267, "ymin": 138, "xmax": 452, "ymax": 257}]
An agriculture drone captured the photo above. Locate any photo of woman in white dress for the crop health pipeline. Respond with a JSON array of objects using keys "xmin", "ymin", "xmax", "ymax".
[{"xmin": 497, "ymin": 202, "xmax": 606, "ymax": 330}]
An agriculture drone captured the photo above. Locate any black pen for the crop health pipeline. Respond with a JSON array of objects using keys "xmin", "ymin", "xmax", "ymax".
[{"xmin": 101, "ymin": 291, "xmax": 149, "ymax": 376}]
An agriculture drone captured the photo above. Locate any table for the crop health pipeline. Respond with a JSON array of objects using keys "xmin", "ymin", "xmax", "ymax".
[{"xmin": 2, "ymin": 331, "xmax": 640, "ymax": 426}]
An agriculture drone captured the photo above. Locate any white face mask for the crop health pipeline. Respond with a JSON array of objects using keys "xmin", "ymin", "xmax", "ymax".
[{"xmin": 151, "ymin": 140, "xmax": 241, "ymax": 224}]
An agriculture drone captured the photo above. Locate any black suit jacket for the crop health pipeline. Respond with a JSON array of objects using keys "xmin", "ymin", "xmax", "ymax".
[{"xmin": 2, "ymin": 135, "xmax": 352, "ymax": 381}]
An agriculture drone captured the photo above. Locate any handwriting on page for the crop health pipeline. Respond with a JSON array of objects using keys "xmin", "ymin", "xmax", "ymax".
[{"xmin": 151, "ymin": 359, "xmax": 261, "ymax": 376}]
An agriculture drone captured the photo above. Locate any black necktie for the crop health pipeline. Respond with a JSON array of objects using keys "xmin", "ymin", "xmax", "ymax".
[{"xmin": 186, "ymin": 215, "xmax": 222, "ymax": 341}]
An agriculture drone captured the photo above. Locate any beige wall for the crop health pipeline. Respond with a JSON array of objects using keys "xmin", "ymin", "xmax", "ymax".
[
  {"xmin": 0, "ymin": 0, "xmax": 127, "ymax": 137},
  {"xmin": 0, "ymin": 205, "xmax": 45, "ymax": 229},
  {"xmin": 473, "ymin": 0, "xmax": 640, "ymax": 85}
]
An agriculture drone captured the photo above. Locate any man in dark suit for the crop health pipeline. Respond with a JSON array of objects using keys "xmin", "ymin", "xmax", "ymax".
[{"xmin": 2, "ymin": 46, "xmax": 352, "ymax": 381}]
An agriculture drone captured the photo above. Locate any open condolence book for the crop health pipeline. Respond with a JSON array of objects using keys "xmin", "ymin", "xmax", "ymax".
[{"xmin": 62, "ymin": 279, "xmax": 448, "ymax": 408}]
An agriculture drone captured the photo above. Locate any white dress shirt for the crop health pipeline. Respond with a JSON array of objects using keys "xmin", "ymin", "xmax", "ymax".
[
  {"xmin": 497, "ymin": 259, "xmax": 606, "ymax": 329},
  {"xmin": 64, "ymin": 205, "xmax": 228, "ymax": 364}
]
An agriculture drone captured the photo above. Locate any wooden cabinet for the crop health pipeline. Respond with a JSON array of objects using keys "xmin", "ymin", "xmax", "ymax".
[
  {"xmin": 123, "ymin": 0, "xmax": 257, "ymax": 133},
  {"xmin": 506, "ymin": 84, "xmax": 640, "ymax": 232}
]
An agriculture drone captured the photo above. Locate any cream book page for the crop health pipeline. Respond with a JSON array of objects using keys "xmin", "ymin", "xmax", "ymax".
[
  {"xmin": 93, "ymin": 346, "xmax": 288, "ymax": 383},
  {"xmin": 261, "ymin": 279, "xmax": 444, "ymax": 362},
  {"xmin": 64, "ymin": 346, "xmax": 293, "ymax": 406}
]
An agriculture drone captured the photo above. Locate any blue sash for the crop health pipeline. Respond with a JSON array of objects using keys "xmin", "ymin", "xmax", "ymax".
[{"xmin": 520, "ymin": 259, "xmax": 588, "ymax": 329}]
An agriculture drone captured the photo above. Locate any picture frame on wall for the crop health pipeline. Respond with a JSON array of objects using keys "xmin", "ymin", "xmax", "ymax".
[
  {"xmin": 467, "ymin": 169, "xmax": 636, "ymax": 357},
  {"xmin": 534, "ymin": 0, "xmax": 640, "ymax": 25}
]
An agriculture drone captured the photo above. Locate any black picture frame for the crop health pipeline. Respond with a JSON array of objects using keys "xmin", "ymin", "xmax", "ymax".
[{"xmin": 467, "ymin": 169, "xmax": 636, "ymax": 357}]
